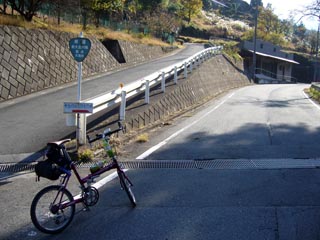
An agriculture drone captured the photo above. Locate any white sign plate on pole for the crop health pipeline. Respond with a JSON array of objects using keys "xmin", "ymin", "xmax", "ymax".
[
  {"xmin": 64, "ymin": 102, "xmax": 93, "ymax": 114},
  {"xmin": 66, "ymin": 114, "xmax": 76, "ymax": 126}
]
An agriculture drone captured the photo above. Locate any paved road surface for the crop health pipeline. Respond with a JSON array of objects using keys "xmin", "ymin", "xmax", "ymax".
[
  {"xmin": 133, "ymin": 84, "xmax": 320, "ymax": 160},
  {"xmin": 0, "ymin": 44, "xmax": 205, "ymax": 158},
  {"xmin": 2, "ymin": 84, "xmax": 320, "ymax": 240}
]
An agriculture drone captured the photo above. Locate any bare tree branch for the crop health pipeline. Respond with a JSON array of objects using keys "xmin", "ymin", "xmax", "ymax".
[{"xmin": 297, "ymin": 0, "xmax": 320, "ymax": 23}]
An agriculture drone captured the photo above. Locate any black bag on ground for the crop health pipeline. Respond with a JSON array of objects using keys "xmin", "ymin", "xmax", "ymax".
[{"xmin": 35, "ymin": 159, "xmax": 62, "ymax": 181}]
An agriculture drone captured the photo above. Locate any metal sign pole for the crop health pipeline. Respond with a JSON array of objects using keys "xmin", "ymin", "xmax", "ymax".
[
  {"xmin": 253, "ymin": 5, "xmax": 258, "ymax": 82},
  {"xmin": 67, "ymin": 32, "xmax": 91, "ymax": 149},
  {"xmin": 76, "ymin": 32, "xmax": 83, "ymax": 149},
  {"xmin": 76, "ymin": 61, "xmax": 82, "ymax": 149}
]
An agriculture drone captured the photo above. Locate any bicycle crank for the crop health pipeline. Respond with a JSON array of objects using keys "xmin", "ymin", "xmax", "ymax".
[{"xmin": 82, "ymin": 187, "xmax": 99, "ymax": 206}]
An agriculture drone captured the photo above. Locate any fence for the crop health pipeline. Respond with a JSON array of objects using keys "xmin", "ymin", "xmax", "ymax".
[
  {"xmin": 71, "ymin": 46, "xmax": 223, "ymax": 144},
  {"xmin": 255, "ymin": 68, "xmax": 298, "ymax": 83}
]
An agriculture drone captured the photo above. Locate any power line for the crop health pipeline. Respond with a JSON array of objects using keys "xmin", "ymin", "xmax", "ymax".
[{"xmin": 211, "ymin": 0, "xmax": 229, "ymax": 8}]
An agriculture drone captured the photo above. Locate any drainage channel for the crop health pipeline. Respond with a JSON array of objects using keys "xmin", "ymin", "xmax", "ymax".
[{"xmin": 1, "ymin": 159, "xmax": 320, "ymax": 174}]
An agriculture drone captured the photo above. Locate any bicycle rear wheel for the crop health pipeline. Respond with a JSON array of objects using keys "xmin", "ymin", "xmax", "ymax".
[
  {"xmin": 118, "ymin": 170, "xmax": 136, "ymax": 207},
  {"xmin": 30, "ymin": 185, "xmax": 75, "ymax": 234}
]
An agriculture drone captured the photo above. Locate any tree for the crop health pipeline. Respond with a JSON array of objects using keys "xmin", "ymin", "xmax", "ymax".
[
  {"xmin": 306, "ymin": 30, "xmax": 318, "ymax": 53},
  {"xmin": 294, "ymin": 22, "xmax": 307, "ymax": 40},
  {"xmin": 123, "ymin": 0, "xmax": 140, "ymax": 21},
  {"xmin": 279, "ymin": 19, "xmax": 294, "ymax": 38},
  {"xmin": 179, "ymin": 0, "xmax": 202, "ymax": 23},
  {"xmin": 241, "ymin": 3, "xmax": 287, "ymax": 47},
  {"xmin": 141, "ymin": 7, "xmax": 180, "ymax": 38},
  {"xmin": 258, "ymin": 4, "xmax": 280, "ymax": 34},
  {"xmin": 250, "ymin": 0, "xmax": 263, "ymax": 8},
  {"xmin": 79, "ymin": 0, "xmax": 93, "ymax": 30},
  {"xmin": 299, "ymin": 0, "xmax": 320, "ymax": 19},
  {"xmin": 92, "ymin": 0, "xmax": 126, "ymax": 27},
  {"xmin": 202, "ymin": 0, "xmax": 213, "ymax": 11},
  {"xmin": 138, "ymin": 0, "xmax": 162, "ymax": 11},
  {"xmin": 6, "ymin": 0, "xmax": 47, "ymax": 21},
  {"xmin": 167, "ymin": 0, "xmax": 181, "ymax": 14},
  {"xmin": 48, "ymin": 0, "xmax": 79, "ymax": 25},
  {"xmin": 0, "ymin": 0, "xmax": 8, "ymax": 14}
]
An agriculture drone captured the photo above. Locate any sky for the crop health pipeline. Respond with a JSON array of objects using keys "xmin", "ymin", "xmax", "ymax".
[{"xmin": 242, "ymin": 0, "xmax": 318, "ymax": 30}]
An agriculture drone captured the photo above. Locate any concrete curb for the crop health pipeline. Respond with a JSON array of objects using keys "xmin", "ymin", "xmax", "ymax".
[{"xmin": 0, "ymin": 152, "xmax": 43, "ymax": 164}]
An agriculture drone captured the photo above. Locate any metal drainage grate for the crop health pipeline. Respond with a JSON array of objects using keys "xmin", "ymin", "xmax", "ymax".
[
  {"xmin": 121, "ymin": 159, "xmax": 320, "ymax": 170},
  {"xmin": 120, "ymin": 160, "xmax": 198, "ymax": 169},
  {"xmin": 0, "ymin": 163, "xmax": 37, "ymax": 173},
  {"xmin": 1, "ymin": 159, "xmax": 320, "ymax": 174}
]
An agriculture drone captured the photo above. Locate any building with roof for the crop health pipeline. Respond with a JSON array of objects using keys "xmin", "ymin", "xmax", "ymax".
[{"xmin": 240, "ymin": 39, "xmax": 299, "ymax": 83}]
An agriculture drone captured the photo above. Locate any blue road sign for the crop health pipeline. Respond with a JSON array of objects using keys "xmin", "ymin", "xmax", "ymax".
[{"xmin": 69, "ymin": 37, "xmax": 91, "ymax": 62}]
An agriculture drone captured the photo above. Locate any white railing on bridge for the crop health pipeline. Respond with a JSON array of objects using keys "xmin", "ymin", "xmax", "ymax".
[{"xmin": 70, "ymin": 46, "xmax": 223, "ymax": 144}]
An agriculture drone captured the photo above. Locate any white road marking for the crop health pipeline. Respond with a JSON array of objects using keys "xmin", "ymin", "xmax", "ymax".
[
  {"xmin": 303, "ymin": 90, "xmax": 320, "ymax": 111},
  {"xmin": 136, "ymin": 92, "xmax": 236, "ymax": 160},
  {"xmin": 73, "ymin": 169, "xmax": 129, "ymax": 200}
]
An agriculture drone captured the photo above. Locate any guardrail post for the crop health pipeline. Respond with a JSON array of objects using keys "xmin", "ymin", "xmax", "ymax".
[
  {"xmin": 120, "ymin": 90, "xmax": 126, "ymax": 120},
  {"xmin": 184, "ymin": 62, "xmax": 188, "ymax": 78},
  {"xmin": 174, "ymin": 66, "xmax": 178, "ymax": 84},
  {"xmin": 161, "ymin": 72, "xmax": 166, "ymax": 92},
  {"xmin": 190, "ymin": 59, "xmax": 193, "ymax": 72},
  {"xmin": 145, "ymin": 80, "xmax": 150, "ymax": 104}
]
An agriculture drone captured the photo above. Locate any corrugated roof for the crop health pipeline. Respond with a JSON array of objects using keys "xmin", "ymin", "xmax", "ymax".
[{"xmin": 249, "ymin": 50, "xmax": 299, "ymax": 64}]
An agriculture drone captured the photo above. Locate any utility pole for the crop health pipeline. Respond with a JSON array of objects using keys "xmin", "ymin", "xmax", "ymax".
[
  {"xmin": 252, "ymin": 5, "xmax": 258, "ymax": 82},
  {"xmin": 313, "ymin": 18, "xmax": 320, "ymax": 82}
]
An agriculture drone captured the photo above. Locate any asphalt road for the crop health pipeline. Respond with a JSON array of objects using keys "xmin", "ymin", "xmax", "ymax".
[
  {"xmin": 131, "ymin": 83, "xmax": 320, "ymax": 160},
  {"xmin": 2, "ymin": 83, "xmax": 320, "ymax": 240},
  {"xmin": 0, "ymin": 44, "xmax": 205, "ymax": 158}
]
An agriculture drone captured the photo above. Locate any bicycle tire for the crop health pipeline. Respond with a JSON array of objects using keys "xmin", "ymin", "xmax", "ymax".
[
  {"xmin": 118, "ymin": 170, "xmax": 136, "ymax": 207},
  {"xmin": 30, "ymin": 185, "xmax": 75, "ymax": 234}
]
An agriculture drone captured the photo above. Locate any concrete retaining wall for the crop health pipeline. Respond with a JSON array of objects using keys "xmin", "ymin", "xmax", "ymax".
[
  {"xmin": 124, "ymin": 55, "xmax": 252, "ymax": 131},
  {"xmin": 0, "ymin": 26, "xmax": 168, "ymax": 102}
]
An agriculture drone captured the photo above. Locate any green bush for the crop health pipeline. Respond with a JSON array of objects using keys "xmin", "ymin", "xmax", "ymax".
[{"xmin": 310, "ymin": 87, "xmax": 320, "ymax": 101}]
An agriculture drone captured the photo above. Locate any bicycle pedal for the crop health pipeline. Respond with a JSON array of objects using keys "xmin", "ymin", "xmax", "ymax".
[
  {"xmin": 83, "ymin": 207, "xmax": 90, "ymax": 212},
  {"xmin": 82, "ymin": 205, "xmax": 90, "ymax": 212}
]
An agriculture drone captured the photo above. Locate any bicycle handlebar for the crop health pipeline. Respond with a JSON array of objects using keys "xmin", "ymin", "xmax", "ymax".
[{"xmin": 86, "ymin": 122, "xmax": 125, "ymax": 144}]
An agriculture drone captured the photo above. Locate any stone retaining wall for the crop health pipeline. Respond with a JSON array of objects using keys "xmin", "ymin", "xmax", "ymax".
[{"xmin": 0, "ymin": 26, "xmax": 168, "ymax": 102}]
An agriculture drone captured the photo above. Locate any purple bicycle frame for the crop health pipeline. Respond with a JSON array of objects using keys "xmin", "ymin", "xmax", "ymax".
[{"xmin": 56, "ymin": 160, "xmax": 121, "ymax": 209}]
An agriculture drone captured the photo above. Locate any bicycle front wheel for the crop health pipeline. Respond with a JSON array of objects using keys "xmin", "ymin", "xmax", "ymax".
[
  {"xmin": 118, "ymin": 170, "xmax": 136, "ymax": 207},
  {"xmin": 30, "ymin": 185, "xmax": 75, "ymax": 234}
]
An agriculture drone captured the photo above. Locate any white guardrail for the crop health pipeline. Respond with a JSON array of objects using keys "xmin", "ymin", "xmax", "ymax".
[{"xmin": 73, "ymin": 46, "xmax": 222, "ymax": 144}]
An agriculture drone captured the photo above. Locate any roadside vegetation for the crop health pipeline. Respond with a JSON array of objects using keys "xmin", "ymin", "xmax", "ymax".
[
  {"xmin": 0, "ymin": 11, "xmax": 169, "ymax": 46},
  {"xmin": 308, "ymin": 86, "xmax": 320, "ymax": 103},
  {"xmin": 136, "ymin": 133, "xmax": 149, "ymax": 143},
  {"xmin": 1, "ymin": 0, "xmax": 319, "ymax": 55}
]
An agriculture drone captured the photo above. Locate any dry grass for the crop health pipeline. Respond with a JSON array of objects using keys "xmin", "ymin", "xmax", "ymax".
[
  {"xmin": 77, "ymin": 147, "xmax": 94, "ymax": 163},
  {"xmin": 136, "ymin": 133, "xmax": 149, "ymax": 143},
  {"xmin": 0, "ymin": 14, "xmax": 32, "ymax": 28},
  {"xmin": 0, "ymin": 13, "xmax": 170, "ymax": 46}
]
